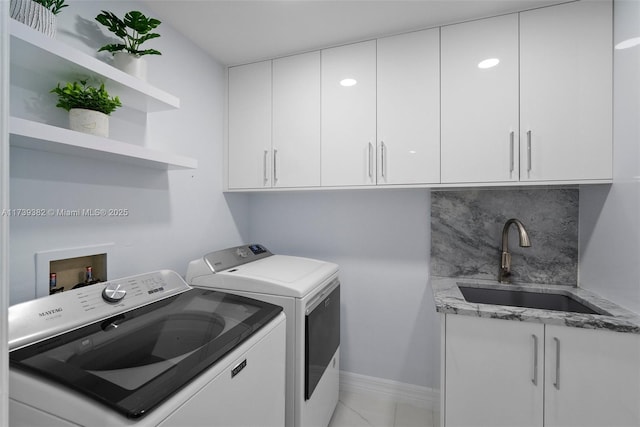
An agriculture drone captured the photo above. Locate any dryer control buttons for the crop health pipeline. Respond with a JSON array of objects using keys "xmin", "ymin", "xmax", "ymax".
[
  {"xmin": 102, "ymin": 283, "xmax": 127, "ymax": 303},
  {"xmin": 249, "ymin": 244, "xmax": 267, "ymax": 254},
  {"xmin": 236, "ymin": 247, "xmax": 249, "ymax": 258}
]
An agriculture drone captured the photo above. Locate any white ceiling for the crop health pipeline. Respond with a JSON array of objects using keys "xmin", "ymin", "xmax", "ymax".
[{"xmin": 142, "ymin": 0, "xmax": 568, "ymax": 66}]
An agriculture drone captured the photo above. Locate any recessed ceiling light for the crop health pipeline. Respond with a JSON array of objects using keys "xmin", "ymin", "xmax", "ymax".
[
  {"xmin": 478, "ymin": 58, "xmax": 500, "ymax": 69},
  {"xmin": 340, "ymin": 78, "xmax": 357, "ymax": 87},
  {"xmin": 615, "ymin": 37, "xmax": 640, "ymax": 50}
]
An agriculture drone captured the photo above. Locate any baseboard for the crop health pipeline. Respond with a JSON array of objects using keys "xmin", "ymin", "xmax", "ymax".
[{"xmin": 339, "ymin": 371, "xmax": 440, "ymax": 410}]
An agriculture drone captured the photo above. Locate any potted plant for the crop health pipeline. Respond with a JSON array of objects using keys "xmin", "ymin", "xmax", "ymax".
[
  {"xmin": 95, "ymin": 10, "xmax": 162, "ymax": 80},
  {"xmin": 51, "ymin": 79, "xmax": 122, "ymax": 138},
  {"xmin": 10, "ymin": 0, "xmax": 67, "ymax": 37}
]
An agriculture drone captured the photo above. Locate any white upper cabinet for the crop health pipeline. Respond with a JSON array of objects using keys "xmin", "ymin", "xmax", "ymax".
[
  {"xmin": 226, "ymin": 0, "xmax": 613, "ymax": 191},
  {"xmin": 321, "ymin": 40, "xmax": 377, "ymax": 187},
  {"xmin": 520, "ymin": 0, "xmax": 612, "ymax": 182},
  {"xmin": 228, "ymin": 53, "xmax": 321, "ymax": 190},
  {"xmin": 227, "ymin": 60, "xmax": 272, "ymax": 189},
  {"xmin": 377, "ymin": 29, "xmax": 440, "ymax": 185},
  {"xmin": 441, "ymin": 14, "xmax": 519, "ymax": 184},
  {"xmin": 272, "ymin": 52, "xmax": 321, "ymax": 188}
]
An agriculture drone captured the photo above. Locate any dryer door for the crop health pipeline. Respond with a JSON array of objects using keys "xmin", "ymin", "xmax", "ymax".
[{"xmin": 305, "ymin": 279, "xmax": 340, "ymax": 400}]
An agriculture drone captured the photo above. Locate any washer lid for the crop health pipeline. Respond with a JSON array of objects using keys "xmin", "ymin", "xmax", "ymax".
[
  {"xmin": 218, "ymin": 255, "xmax": 339, "ymax": 298},
  {"xmin": 9, "ymin": 287, "xmax": 282, "ymax": 419}
]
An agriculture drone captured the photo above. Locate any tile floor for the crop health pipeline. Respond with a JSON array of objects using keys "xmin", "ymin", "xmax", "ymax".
[{"xmin": 328, "ymin": 390, "xmax": 440, "ymax": 427}]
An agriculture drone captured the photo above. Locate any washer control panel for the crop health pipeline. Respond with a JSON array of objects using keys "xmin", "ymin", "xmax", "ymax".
[
  {"xmin": 204, "ymin": 243, "xmax": 272, "ymax": 272},
  {"xmin": 8, "ymin": 270, "xmax": 191, "ymax": 351}
]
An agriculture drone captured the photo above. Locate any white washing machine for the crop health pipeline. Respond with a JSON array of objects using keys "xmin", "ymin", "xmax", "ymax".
[
  {"xmin": 186, "ymin": 244, "xmax": 340, "ymax": 427},
  {"xmin": 9, "ymin": 270, "xmax": 286, "ymax": 427}
]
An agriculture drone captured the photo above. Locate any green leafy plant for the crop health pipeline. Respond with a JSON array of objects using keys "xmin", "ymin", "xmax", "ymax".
[
  {"xmin": 33, "ymin": 0, "xmax": 67, "ymax": 15},
  {"xmin": 50, "ymin": 80, "xmax": 122, "ymax": 115},
  {"xmin": 95, "ymin": 10, "xmax": 162, "ymax": 56}
]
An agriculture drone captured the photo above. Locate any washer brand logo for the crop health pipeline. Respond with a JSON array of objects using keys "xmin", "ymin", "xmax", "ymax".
[
  {"xmin": 231, "ymin": 359, "xmax": 247, "ymax": 378},
  {"xmin": 39, "ymin": 307, "xmax": 63, "ymax": 317}
]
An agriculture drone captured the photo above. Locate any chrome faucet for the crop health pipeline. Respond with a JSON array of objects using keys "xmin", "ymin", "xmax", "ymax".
[{"xmin": 499, "ymin": 218, "xmax": 531, "ymax": 283}]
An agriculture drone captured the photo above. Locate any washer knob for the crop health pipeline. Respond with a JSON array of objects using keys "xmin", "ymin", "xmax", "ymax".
[{"xmin": 102, "ymin": 283, "xmax": 126, "ymax": 303}]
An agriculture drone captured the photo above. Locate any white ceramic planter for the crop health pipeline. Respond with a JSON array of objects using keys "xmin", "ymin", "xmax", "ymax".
[
  {"xmin": 69, "ymin": 109, "xmax": 109, "ymax": 138},
  {"xmin": 113, "ymin": 52, "xmax": 148, "ymax": 80},
  {"xmin": 10, "ymin": 0, "xmax": 56, "ymax": 37}
]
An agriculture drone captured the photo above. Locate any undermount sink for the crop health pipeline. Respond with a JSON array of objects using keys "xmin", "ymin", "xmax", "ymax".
[{"xmin": 458, "ymin": 285, "xmax": 607, "ymax": 315}]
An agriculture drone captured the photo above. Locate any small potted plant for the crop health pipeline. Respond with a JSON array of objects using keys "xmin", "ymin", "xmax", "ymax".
[
  {"xmin": 10, "ymin": 0, "xmax": 67, "ymax": 37},
  {"xmin": 51, "ymin": 79, "xmax": 122, "ymax": 138},
  {"xmin": 95, "ymin": 10, "xmax": 162, "ymax": 80}
]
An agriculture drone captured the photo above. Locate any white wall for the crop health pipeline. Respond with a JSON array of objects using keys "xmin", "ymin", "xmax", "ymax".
[
  {"xmin": 247, "ymin": 189, "xmax": 440, "ymax": 390},
  {"xmin": 579, "ymin": 0, "xmax": 640, "ymax": 313},
  {"xmin": 1, "ymin": 0, "xmax": 10, "ymax": 424},
  {"xmin": 9, "ymin": 1, "xmax": 248, "ymax": 304}
]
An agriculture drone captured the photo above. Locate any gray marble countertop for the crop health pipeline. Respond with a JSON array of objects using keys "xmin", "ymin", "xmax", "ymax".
[{"xmin": 432, "ymin": 276, "xmax": 640, "ymax": 334}]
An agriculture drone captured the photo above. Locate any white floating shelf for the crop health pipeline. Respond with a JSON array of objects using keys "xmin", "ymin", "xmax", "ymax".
[
  {"xmin": 10, "ymin": 117, "xmax": 197, "ymax": 170},
  {"xmin": 10, "ymin": 19, "xmax": 180, "ymax": 112}
]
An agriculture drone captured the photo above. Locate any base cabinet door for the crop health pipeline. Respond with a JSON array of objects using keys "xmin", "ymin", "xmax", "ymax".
[
  {"xmin": 444, "ymin": 315, "xmax": 640, "ymax": 427},
  {"xmin": 444, "ymin": 315, "xmax": 544, "ymax": 427},
  {"xmin": 544, "ymin": 325, "xmax": 640, "ymax": 427}
]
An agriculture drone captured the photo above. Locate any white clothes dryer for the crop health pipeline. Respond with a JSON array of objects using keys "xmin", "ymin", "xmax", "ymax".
[{"xmin": 187, "ymin": 244, "xmax": 340, "ymax": 427}]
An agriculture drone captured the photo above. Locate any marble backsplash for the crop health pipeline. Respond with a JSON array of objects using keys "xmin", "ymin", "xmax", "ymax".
[{"xmin": 431, "ymin": 188, "xmax": 578, "ymax": 286}]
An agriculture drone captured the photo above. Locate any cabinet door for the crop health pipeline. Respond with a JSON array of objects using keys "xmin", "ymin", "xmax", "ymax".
[
  {"xmin": 228, "ymin": 60, "xmax": 272, "ymax": 189},
  {"xmin": 441, "ymin": 14, "xmax": 519, "ymax": 184},
  {"xmin": 321, "ymin": 41, "xmax": 377, "ymax": 186},
  {"xmin": 377, "ymin": 29, "xmax": 440, "ymax": 185},
  {"xmin": 272, "ymin": 52, "xmax": 321, "ymax": 188},
  {"xmin": 544, "ymin": 325, "xmax": 640, "ymax": 427},
  {"xmin": 520, "ymin": 0, "xmax": 612, "ymax": 182},
  {"xmin": 444, "ymin": 315, "xmax": 543, "ymax": 427}
]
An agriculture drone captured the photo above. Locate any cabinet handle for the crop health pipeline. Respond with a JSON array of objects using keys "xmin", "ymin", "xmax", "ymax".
[
  {"xmin": 531, "ymin": 334, "xmax": 538, "ymax": 386},
  {"xmin": 263, "ymin": 150, "xmax": 269, "ymax": 185},
  {"xmin": 380, "ymin": 141, "xmax": 386, "ymax": 179},
  {"xmin": 510, "ymin": 131, "xmax": 515, "ymax": 174},
  {"xmin": 553, "ymin": 337, "xmax": 561, "ymax": 390},
  {"xmin": 368, "ymin": 142, "xmax": 374, "ymax": 182},
  {"xmin": 273, "ymin": 149, "xmax": 278, "ymax": 184},
  {"xmin": 527, "ymin": 130, "xmax": 532, "ymax": 173}
]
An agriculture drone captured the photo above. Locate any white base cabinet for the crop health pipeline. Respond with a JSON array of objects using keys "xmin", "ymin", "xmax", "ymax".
[
  {"xmin": 444, "ymin": 315, "xmax": 543, "ymax": 427},
  {"xmin": 543, "ymin": 325, "xmax": 640, "ymax": 427},
  {"xmin": 443, "ymin": 315, "xmax": 640, "ymax": 427}
]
